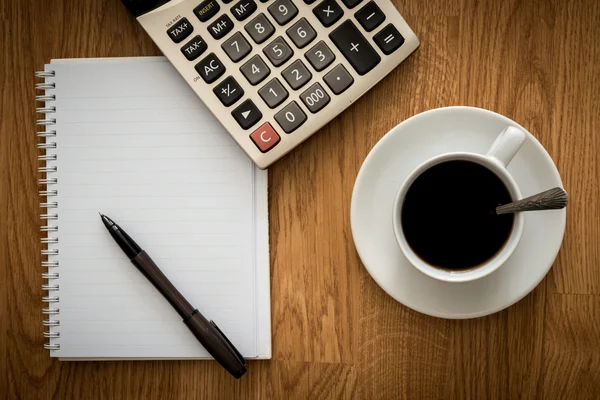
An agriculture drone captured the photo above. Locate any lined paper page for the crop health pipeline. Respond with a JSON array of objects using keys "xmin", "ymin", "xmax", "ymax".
[{"xmin": 47, "ymin": 58, "xmax": 268, "ymax": 359}]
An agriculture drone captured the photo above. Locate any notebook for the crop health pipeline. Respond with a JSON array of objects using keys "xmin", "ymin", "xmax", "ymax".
[{"xmin": 36, "ymin": 57, "xmax": 271, "ymax": 360}]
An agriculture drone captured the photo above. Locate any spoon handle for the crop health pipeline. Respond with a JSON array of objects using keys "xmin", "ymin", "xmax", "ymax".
[{"xmin": 496, "ymin": 187, "xmax": 568, "ymax": 215}]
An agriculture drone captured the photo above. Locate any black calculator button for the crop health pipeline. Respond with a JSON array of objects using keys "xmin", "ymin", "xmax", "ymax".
[
  {"xmin": 304, "ymin": 0, "xmax": 317, "ymax": 4},
  {"xmin": 304, "ymin": 41, "xmax": 335, "ymax": 71},
  {"xmin": 213, "ymin": 76, "xmax": 244, "ymax": 106},
  {"xmin": 262, "ymin": 36, "xmax": 294, "ymax": 67},
  {"xmin": 281, "ymin": 60, "xmax": 312, "ymax": 90},
  {"xmin": 194, "ymin": 0, "xmax": 220, "ymax": 22},
  {"xmin": 275, "ymin": 101, "xmax": 307, "ymax": 133},
  {"xmin": 231, "ymin": 0, "xmax": 257, "ymax": 21},
  {"xmin": 180, "ymin": 35, "xmax": 208, "ymax": 60},
  {"xmin": 232, "ymin": 99, "xmax": 263, "ymax": 129},
  {"xmin": 196, "ymin": 53, "xmax": 226, "ymax": 83},
  {"xmin": 222, "ymin": 32, "xmax": 252, "ymax": 62},
  {"xmin": 341, "ymin": 0, "xmax": 362, "ymax": 8},
  {"xmin": 245, "ymin": 13, "xmax": 275, "ymax": 44},
  {"xmin": 355, "ymin": 1, "xmax": 385, "ymax": 32},
  {"xmin": 286, "ymin": 18, "xmax": 317, "ymax": 49},
  {"xmin": 323, "ymin": 64, "xmax": 353, "ymax": 94},
  {"xmin": 240, "ymin": 55, "xmax": 271, "ymax": 85},
  {"xmin": 373, "ymin": 24, "xmax": 405, "ymax": 55},
  {"xmin": 258, "ymin": 78, "xmax": 289, "ymax": 108},
  {"xmin": 167, "ymin": 18, "xmax": 193, "ymax": 43},
  {"xmin": 268, "ymin": 0, "xmax": 298, "ymax": 26},
  {"xmin": 313, "ymin": 0, "xmax": 344, "ymax": 27},
  {"xmin": 300, "ymin": 82, "xmax": 330, "ymax": 113},
  {"xmin": 223, "ymin": 0, "xmax": 233, "ymax": 3},
  {"xmin": 208, "ymin": 14, "xmax": 234, "ymax": 39},
  {"xmin": 329, "ymin": 20, "xmax": 380, "ymax": 75}
]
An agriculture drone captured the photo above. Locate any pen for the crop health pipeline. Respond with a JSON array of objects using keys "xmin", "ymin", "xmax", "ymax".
[{"xmin": 99, "ymin": 213, "xmax": 247, "ymax": 378}]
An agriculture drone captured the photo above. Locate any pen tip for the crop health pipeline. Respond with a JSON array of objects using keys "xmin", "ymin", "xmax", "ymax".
[{"xmin": 99, "ymin": 212, "xmax": 106, "ymax": 219}]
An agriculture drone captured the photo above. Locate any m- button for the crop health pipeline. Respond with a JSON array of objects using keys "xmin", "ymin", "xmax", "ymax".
[{"xmin": 250, "ymin": 122, "xmax": 281, "ymax": 152}]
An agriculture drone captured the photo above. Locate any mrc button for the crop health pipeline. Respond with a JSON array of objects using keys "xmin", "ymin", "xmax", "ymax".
[{"xmin": 194, "ymin": 0, "xmax": 220, "ymax": 22}]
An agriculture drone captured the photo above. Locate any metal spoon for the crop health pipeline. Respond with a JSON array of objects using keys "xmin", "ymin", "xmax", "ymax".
[{"xmin": 495, "ymin": 187, "xmax": 568, "ymax": 215}]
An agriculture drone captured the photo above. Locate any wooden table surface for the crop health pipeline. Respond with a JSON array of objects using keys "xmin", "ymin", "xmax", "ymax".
[{"xmin": 2, "ymin": 0, "xmax": 599, "ymax": 398}]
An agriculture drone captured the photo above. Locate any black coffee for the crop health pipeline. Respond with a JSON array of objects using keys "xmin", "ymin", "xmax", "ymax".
[{"xmin": 401, "ymin": 160, "xmax": 514, "ymax": 270}]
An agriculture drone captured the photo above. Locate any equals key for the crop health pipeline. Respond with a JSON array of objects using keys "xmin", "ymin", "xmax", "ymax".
[{"xmin": 373, "ymin": 24, "xmax": 405, "ymax": 55}]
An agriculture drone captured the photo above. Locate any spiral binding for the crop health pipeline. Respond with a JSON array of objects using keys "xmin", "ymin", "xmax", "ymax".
[{"xmin": 37, "ymin": 69, "xmax": 59, "ymax": 351}]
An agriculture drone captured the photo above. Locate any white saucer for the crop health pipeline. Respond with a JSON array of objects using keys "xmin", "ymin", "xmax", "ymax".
[{"xmin": 350, "ymin": 107, "xmax": 566, "ymax": 319}]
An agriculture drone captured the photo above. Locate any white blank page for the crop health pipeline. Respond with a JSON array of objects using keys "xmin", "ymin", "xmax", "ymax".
[{"xmin": 44, "ymin": 57, "xmax": 270, "ymax": 359}]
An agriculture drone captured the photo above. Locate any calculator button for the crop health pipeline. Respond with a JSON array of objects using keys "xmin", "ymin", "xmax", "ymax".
[
  {"xmin": 240, "ymin": 55, "xmax": 271, "ymax": 85},
  {"xmin": 341, "ymin": 0, "xmax": 362, "ymax": 8},
  {"xmin": 373, "ymin": 24, "xmax": 405, "ymax": 55},
  {"xmin": 250, "ymin": 122, "xmax": 281, "ymax": 152},
  {"xmin": 268, "ymin": 0, "xmax": 298, "ymax": 25},
  {"xmin": 208, "ymin": 15, "xmax": 234, "ymax": 40},
  {"xmin": 304, "ymin": 0, "xmax": 317, "ymax": 4},
  {"xmin": 300, "ymin": 82, "xmax": 330, "ymax": 113},
  {"xmin": 195, "ymin": 53, "xmax": 226, "ymax": 83},
  {"xmin": 167, "ymin": 18, "xmax": 193, "ymax": 43},
  {"xmin": 213, "ymin": 76, "xmax": 244, "ymax": 106},
  {"xmin": 232, "ymin": 99, "xmax": 263, "ymax": 129},
  {"xmin": 286, "ymin": 18, "xmax": 317, "ymax": 49},
  {"xmin": 258, "ymin": 78, "xmax": 289, "ymax": 108},
  {"xmin": 222, "ymin": 32, "xmax": 252, "ymax": 62},
  {"xmin": 323, "ymin": 64, "xmax": 353, "ymax": 94},
  {"xmin": 329, "ymin": 20, "xmax": 380, "ymax": 75},
  {"xmin": 313, "ymin": 0, "xmax": 344, "ymax": 27},
  {"xmin": 194, "ymin": 0, "xmax": 220, "ymax": 22},
  {"xmin": 231, "ymin": 0, "xmax": 257, "ymax": 21},
  {"xmin": 262, "ymin": 36, "xmax": 294, "ymax": 67},
  {"xmin": 274, "ymin": 101, "xmax": 307, "ymax": 133},
  {"xmin": 180, "ymin": 35, "xmax": 208, "ymax": 60},
  {"xmin": 355, "ymin": 1, "xmax": 385, "ymax": 32},
  {"xmin": 245, "ymin": 13, "xmax": 275, "ymax": 44},
  {"xmin": 304, "ymin": 41, "xmax": 335, "ymax": 71},
  {"xmin": 281, "ymin": 60, "xmax": 312, "ymax": 90}
]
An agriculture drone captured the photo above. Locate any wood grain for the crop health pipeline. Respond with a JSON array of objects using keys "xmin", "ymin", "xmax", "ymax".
[{"xmin": 1, "ymin": 0, "xmax": 600, "ymax": 398}]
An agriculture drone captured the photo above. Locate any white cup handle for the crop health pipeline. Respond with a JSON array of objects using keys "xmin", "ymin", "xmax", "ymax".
[{"xmin": 486, "ymin": 126, "xmax": 526, "ymax": 168}]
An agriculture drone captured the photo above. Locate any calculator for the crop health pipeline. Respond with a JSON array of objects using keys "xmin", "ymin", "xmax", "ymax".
[{"xmin": 120, "ymin": 0, "xmax": 419, "ymax": 169}]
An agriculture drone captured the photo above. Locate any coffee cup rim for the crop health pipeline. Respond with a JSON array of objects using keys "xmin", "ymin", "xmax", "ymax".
[{"xmin": 392, "ymin": 152, "xmax": 525, "ymax": 283}]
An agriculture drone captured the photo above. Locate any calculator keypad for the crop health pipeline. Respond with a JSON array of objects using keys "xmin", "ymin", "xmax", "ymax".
[
  {"xmin": 245, "ymin": 13, "xmax": 275, "ymax": 43},
  {"xmin": 222, "ymin": 32, "xmax": 252, "ymax": 62},
  {"xmin": 268, "ymin": 0, "xmax": 299, "ymax": 25},
  {"xmin": 258, "ymin": 78, "xmax": 289, "ymax": 108},
  {"xmin": 286, "ymin": 18, "xmax": 316, "ymax": 48},
  {"xmin": 208, "ymin": 15, "xmax": 234, "ymax": 39},
  {"xmin": 232, "ymin": 99, "xmax": 263, "ymax": 129},
  {"xmin": 240, "ymin": 55, "xmax": 271, "ymax": 85},
  {"xmin": 150, "ymin": 0, "xmax": 419, "ymax": 167},
  {"xmin": 304, "ymin": 41, "xmax": 335, "ymax": 71},
  {"xmin": 282, "ymin": 60, "xmax": 312, "ymax": 90},
  {"xmin": 167, "ymin": 18, "xmax": 194, "ymax": 43},
  {"xmin": 313, "ymin": 0, "xmax": 344, "ymax": 27},
  {"xmin": 231, "ymin": 0, "xmax": 258, "ymax": 21},
  {"xmin": 263, "ymin": 36, "xmax": 294, "ymax": 67},
  {"xmin": 196, "ymin": 53, "xmax": 226, "ymax": 83},
  {"xmin": 275, "ymin": 101, "xmax": 307, "ymax": 133},
  {"xmin": 194, "ymin": 0, "xmax": 220, "ymax": 22},
  {"xmin": 213, "ymin": 76, "xmax": 244, "ymax": 106},
  {"xmin": 181, "ymin": 35, "xmax": 208, "ymax": 60},
  {"xmin": 329, "ymin": 20, "xmax": 380, "ymax": 75}
]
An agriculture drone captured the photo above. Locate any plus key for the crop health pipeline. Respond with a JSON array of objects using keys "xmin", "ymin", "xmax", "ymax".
[{"xmin": 329, "ymin": 20, "xmax": 380, "ymax": 75}]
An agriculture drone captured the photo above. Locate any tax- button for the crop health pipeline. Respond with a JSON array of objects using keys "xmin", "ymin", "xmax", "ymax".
[
  {"xmin": 232, "ymin": 99, "xmax": 262, "ymax": 129},
  {"xmin": 250, "ymin": 122, "xmax": 281, "ymax": 152}
]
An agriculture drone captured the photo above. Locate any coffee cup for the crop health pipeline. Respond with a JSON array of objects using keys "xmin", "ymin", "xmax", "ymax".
[{"xmin": 392, "ymin": 126, "xmax": 527, "ymax": 283}]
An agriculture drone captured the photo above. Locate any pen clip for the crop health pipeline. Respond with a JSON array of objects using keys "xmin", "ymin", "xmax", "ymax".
[{"xmin": 210, "ymin": 320, "xmax": 246, "ymax": 367}]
